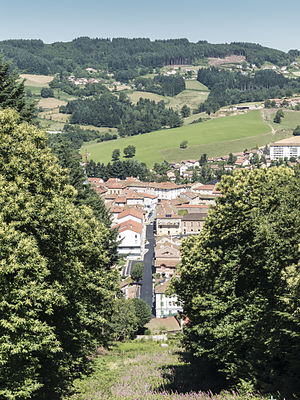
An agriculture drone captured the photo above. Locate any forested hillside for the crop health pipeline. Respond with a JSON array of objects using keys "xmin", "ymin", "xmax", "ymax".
[
  {"xmin": 197, "ymin": 67, "xmax": 300, "ymax": 113},
  {"xmin": 0, "ymin": 37, "xmax": 295, "ymax": 75}
]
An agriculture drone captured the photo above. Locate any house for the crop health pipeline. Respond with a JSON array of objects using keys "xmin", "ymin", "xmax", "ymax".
[
  {"xmin": 117, "ymin": 208, "xmax": 144, "ymax": 225},
  {"xmin": 155, "ymin": 280, "xmax": 182, "ymax": 318},
  {"xmin": 155, "ymin": 239, "xmax": 181, "ymax": 277},
  {"xmin": 270, "ymin": 136, "xmax": 300, "ymax": 160},
  {"xmin": 113, "ymin": 219, "xmax": 144, "ymax": 258},
  {"xmin": 181, "ymin": 212, "xmax": 207, "ymax": 236},
  {"xmin": 156, "ymin": 201, "xmax": 181, "ymax": 237}
]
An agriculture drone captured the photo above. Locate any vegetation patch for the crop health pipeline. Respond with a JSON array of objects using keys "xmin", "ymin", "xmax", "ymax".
[{"xmin": 82, "ymin": 111, "xmax": 270, "ymax": 166}]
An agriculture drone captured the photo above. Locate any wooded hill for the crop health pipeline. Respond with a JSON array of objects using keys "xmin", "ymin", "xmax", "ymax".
[{"xmin": 0, "ymin": 38, "xmax": 296, "ymax": 75}]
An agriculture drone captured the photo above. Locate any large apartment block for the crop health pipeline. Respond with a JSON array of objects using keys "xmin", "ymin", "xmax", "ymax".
[{"xmin": 270, "ymin": 136, "xmax": 300, "ymax": 160}]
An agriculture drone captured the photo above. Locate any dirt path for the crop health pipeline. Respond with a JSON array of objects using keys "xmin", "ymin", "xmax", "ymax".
[{"xmin": 261, "ymin": 109, "xmax": 276, "ymax": 135}]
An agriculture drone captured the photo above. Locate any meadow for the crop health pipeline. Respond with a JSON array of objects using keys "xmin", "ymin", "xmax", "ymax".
[
  {"xmin": 270, "ymin": 109, "xmax": 300, "ymax": 131},
  {"xmin": 67, "ymin": 340, "xmax": 268, "ymax": 400},
  {"xmin": 82, "ymin": 111, "xmax": 271, "ymax": 166}
]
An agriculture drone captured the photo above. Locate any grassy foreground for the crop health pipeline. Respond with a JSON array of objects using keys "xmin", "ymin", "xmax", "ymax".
[
  {"xmin": 82, "ymin": 111, "xmax": 271, "ymax": 166},
  {"xmin": 66, "ymin": 341, "xmax": 268, "ymax": 400}
]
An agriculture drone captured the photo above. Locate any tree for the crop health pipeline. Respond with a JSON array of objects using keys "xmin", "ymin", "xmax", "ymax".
[
  {"xmin": 273, "ymin": 109, "xmax": 284, "ymax": 123},
  {"xmin": 112, "ymin": 148, "xmax": 120, "ymax": 161},
  {"xmin": 228, "ymin": 152, "xmax": 236, "ymax": 165},
  {"xmin": 110, "ymin": 297, "xmax": 138, "ymax": 341},
  {"xmin": 180, "ymin": 140, "xmax": 188, "ymax": 149},
  {"xmin": 0, "ymin": 109, "xmax": 119, "ymax": 400},
  {"xmin": 131, "ymin": 262, "xmax": 144, "ymax": 282},
  {"xmin": 0, "ymin": 56, "xmax": 35, "ymax": 122},
  {"xmin": 124, "ymin": 145, "xmax": 136, "ymax": 158},
  {"xmin": 199, "ymin": 153, "xmax": 208, "ymax": 166},
  {"xmin": 293, "ymin": 125, "xmax": 300, "ymax": 136},
  {"xmin": 132, "ymin": 298, "xmax": 152, "ymax": 330},
  {"xmin": 181, "ymin": 104, "xmax": 191, "ymax": 118},
  {"xmin": 41, "ymin": 87, "xmax": 54, "ymax": 98},
  {"xmin": 174, "ymin": 166, "xmax": 300, "ymax": 397}
]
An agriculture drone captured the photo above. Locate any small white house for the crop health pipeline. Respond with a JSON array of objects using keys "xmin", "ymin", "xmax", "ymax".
[{"xmin": 155, "ymin": 280, "xmax": 182, "ymax": 318}]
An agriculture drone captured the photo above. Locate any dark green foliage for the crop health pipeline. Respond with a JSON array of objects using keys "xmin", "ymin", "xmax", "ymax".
[
  {"xmin": 197, "ymin": 67, "xmax": 300, "ymax": 113},
  {"xmin": 40, "ymin": 87, "xmax": 54, "ymax": 98},
  {"xmin": 131, "ymin": 262, "xmax": 144, "ymax": 282},
  {"xmin": 0, "ymin": 56, "xmax": 35, "ymax": 122},
  {"xmin": 273, "ymin": 109, "xmax": 284, "ymax": 123},
  {"xmin": 135, "ymin": 75, "xmax": 185, "ymax": 96},
  {"xmin": 293, "ymin": 125, "xmax": 300, "ymax": 136},
  {"xmin": 132, "ymin": 298, "xmax": 152, "ymax": 329},
  {"xmin": 181, "ymin": 104, "xmax": 191, "ymax": 118},
  {"xmin": 180, "ymin": 140, "xmax": 188, "ymax": 148},
  {"xmin": 0, "ymin": 38, "xmax": 293, "ymax": 76},
  {"xmin": 112, "ymin": 148, "xmax": 120, "ymax": 161},
  {"xmin": 86, "ymin": 159, "xmax": 152, "ymax": 181},
  {"xmin": 123, "ymin": 145, "xmax": 136, "ymax": 158},
  {"xmin": 62, "ymin": 93, "xmax": 182, "ymax": 135},
  {"xmin": 175, "ymin": 166, "xmax": 300, "ymax": 398}
]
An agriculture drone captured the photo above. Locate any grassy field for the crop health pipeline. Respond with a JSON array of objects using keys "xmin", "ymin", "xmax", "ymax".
[
  {"xmin": 82, "ymin": 110, "xmax": 271, "ymax": 166},
  {"xmin": 20, "ymin": 74, "xmax": 53, "ymax": 87},
  {"xmin": 168, "ymin": 90, "xmax": 208, "ymax": 111},
  {"xmin": 270, "ymin": 110, "xmax": 300, "ymax": 131},
  {"xmin": 67, "ymin": 340, "xmax": 268, "ymax": 400},
  {"xmin": 185, "ymin": 80, "xmax": 209, "ymax": 91},
  {"xmin": 38, "ymin": 98, "xmax": 67, "ymax": 109},
  {"xmin": 127, "ymin": 91, "xmax": 167, "ymax": 104}
]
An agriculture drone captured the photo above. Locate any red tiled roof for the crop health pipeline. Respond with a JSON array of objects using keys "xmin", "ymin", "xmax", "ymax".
[
  {"xmin": 113, "ymin": 219, "xmax": 143, "ymax": 235},
  {"xmin": 118, "ymin": 208, "xmax": 143, "ymax": 220}
]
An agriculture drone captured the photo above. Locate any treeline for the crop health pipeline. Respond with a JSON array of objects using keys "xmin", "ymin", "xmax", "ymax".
[
  {"xmin": 60, "ymin": 92, "xmax": 182, "ymax": 136},
  {"xmin": 87, "ymin": 159, "xmax": 153, "ymax": 181},
  {"xmin": 197, "ymin": 67, "xmax": 300, "ymax": 113},
  {"xmin": 48, "ymin": 124, "xmax": 117, "ymax": 152},
  {"xmin": 0, "ymin": 37, "xmax": 295, "ymax": 76},
  {"xmin": 134, "ymin": 74, "xmax": 185, "ymax": 96}
]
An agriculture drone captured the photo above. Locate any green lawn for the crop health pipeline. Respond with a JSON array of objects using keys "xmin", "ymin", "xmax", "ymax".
[{"xmin": 82, "ymin": 110, "xmax": 271, "ymax": 166}]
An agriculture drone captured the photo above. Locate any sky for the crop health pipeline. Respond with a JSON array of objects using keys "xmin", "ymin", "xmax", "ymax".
[{"xmin": 1, "ymin": 0, "xmax": 299, "ymax": 51}]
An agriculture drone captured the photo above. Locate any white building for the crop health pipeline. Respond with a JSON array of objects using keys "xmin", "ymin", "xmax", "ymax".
[
  {"xmin": 270, "ymin": 136, "xmax": 300, "ymax": 160},
  {"xmin": 155, "ymin": 280, "xmax": 182, "ymax": 318},
  {"xmin": 113, "ymin": 219, "xmax": 144, "ymax": 258}
]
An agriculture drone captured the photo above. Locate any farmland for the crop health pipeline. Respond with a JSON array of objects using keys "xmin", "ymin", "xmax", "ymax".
[{"xmin": 82, "ymin": 111, "xmax": 271, "ymax": 166}]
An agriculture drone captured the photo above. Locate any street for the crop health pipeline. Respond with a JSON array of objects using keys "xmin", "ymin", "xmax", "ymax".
[{"xmin": 140, "ymin": 223, "xmax": 155, "ymax": 314}]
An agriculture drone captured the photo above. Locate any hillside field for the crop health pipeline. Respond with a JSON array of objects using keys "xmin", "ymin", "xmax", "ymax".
[{"xmin": 82, "ymin": 111, "xmax": 272, "ymax": 166}]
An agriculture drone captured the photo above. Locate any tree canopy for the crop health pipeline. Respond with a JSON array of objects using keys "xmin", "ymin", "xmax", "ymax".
[
  {"xmin": 0, "ymin": 109, "xmax": 119, "ymax": 399},
  {"xmin": 0, "ymin": 56, "xmax": 35, "ymax": 122},
  {"xmin": 174, "ymin": 166, "xmax": 300, "ymax": 398}
]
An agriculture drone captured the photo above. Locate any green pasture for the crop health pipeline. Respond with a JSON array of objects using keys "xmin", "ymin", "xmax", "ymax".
[
  {"xmin": 127, "ymin": 91, "xmax": 167, "ymax": 104},
  {"xmin": 270, "ymin": 110, "xmax": 300, "ymax": 131},
  {"xmin": 82, "ymin": 110, "xmax": 271, "ymax": 166},
  {"xmin": 185, "ymin": 80, "xmax": 209, "ymax": 91}
]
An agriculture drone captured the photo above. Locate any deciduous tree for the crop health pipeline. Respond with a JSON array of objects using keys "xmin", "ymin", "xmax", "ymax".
[
  {"xmin": 175, "ymin": 166, "xmax": 300, "ymax": 397},
  {"xmin": 0, "ymin": 109, "xmax": 119, "ymax": 400}
]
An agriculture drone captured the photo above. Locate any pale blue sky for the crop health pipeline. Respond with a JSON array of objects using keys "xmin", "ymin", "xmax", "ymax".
[{"xmin": 1, "ymin": 0, "xmax": 299, "ymax": 51}]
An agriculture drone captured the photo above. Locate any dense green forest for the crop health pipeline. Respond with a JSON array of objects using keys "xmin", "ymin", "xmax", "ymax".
[
  {"xmin": 197, "ymin": 67, "xmax": 300, "ymax": 113},
  {"xmin": 60, "ymin": 93, "xmax": 182, "ymax": 135},
  {"xmin": 134, "ymin": 74, "xmax": 185, "ymax": 96},
  {"xmin": 0, "ymin": 37, "xmax": 295, "ymax": 76}
]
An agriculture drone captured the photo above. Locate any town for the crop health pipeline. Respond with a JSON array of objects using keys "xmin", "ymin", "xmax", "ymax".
[{"xmin": 88, "ymin": 136, "xmax": 300, "ymax": 332}]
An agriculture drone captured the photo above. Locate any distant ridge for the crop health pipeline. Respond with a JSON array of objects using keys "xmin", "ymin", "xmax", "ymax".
[{"xmin": 0, "ymin": 37, "xmax": 297, "ymax": 75}]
